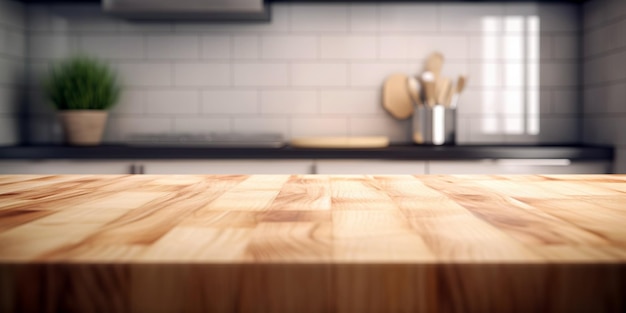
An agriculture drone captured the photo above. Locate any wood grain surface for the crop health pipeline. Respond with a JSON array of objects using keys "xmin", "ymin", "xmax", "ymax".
[{"xmin": 0, "ymin": 174, "xmax": 625, "ymax": 313}]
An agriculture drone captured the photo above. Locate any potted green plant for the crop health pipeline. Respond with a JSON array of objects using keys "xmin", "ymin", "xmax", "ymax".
[{"xmin": 44, "ymin": 55, "xmax": 121, "ymax": 146}]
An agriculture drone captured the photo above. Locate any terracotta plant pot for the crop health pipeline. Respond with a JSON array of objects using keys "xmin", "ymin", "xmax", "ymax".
[{"xmin": 58, "ymin": 110, "xmax": 108, "ymax": 146}]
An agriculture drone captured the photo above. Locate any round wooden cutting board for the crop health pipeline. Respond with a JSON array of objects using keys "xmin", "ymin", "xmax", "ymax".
[
  {"xmin": 383, "ymin": 73, "xmax": 414, "ymax": 120},
  {"xmin": 290, "ymin": 136, "xmax": 390, "ymax": 148}
]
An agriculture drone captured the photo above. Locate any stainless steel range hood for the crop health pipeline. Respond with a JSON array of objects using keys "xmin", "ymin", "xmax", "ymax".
[{"xmin": 103, "ymin": 0, "xmax": 269, "ymax": 21}]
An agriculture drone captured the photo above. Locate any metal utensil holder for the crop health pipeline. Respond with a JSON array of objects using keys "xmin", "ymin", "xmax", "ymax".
[{"xmin": 412, "ymin": 104, "xmax": 456, "ymax": 145}]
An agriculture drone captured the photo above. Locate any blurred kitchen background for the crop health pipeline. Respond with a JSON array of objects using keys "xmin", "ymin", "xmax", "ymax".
[{"xmin": 0, "ymin": 0, "xmax": 624, "ymax": 172}]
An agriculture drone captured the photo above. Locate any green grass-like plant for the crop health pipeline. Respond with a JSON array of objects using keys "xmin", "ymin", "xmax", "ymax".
[{"xmin": 45, "ymin": 55, "xmax": 121, "ymax": 110}]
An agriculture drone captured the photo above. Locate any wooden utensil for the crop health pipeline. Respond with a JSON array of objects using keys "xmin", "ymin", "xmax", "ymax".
[
  {"xmin": 383, "ymin": 73, "xmax": 414, "ymax": 120},
  {"xmin": 444, "ymin": 82, "xmax": 456, "ymax": 108},
  {"xmin": 435, "ymin": 77, "xmax": 450, "ymax": 105},
  {"xmin": 450, "ymin": 75, "xmax": 467, "ymax": 108},
  {"xmin": 406, "ymin": 76, "xmax": 422, "ymax": 106},
  {"xmin": 425, "ymin": 52, "xmax": 444, "ymax": 81},
  {"xmin": 420, "ymin": 71, "xmax": 436, "ymax": 108},
  {"xmin": 456, "ymin": 75, "xmax": 467, "ymax": 94}
]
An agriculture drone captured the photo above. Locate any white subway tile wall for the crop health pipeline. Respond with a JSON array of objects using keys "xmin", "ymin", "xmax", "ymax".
[
  {"xmin": 232, "ymin": 35, "xmax": 259, "ymax": 60},
  {"xmin": 233, "ymin": 63, "xmax": 289, "ymax": 86},
  {"xmin": 583, "ymin": 0, "xmax": 626, "ymax": 173},
  {"xmin": 291, "ymin": 117, "xmax": 348, "ymax": 137},
  {"xmin": 174, "ymin": 63, "xmax": 230, "ymax": 87},
  {"xmin": 201, "ymin": 90, "xmax": 258, "ymax": 114},
  {"xmin": 440, "ymin": 4, "xmax": 505, "ymax": 32},
  {"xmin": 320, "ymin": 35, "xmax": 377, "ymax": 60},
  {"xmin": 0, "ymin": 0, "xmax": 24, "ymax": 145},
  {"xmin": 79, "ymin": 35, "xmax": 144, "ymax": 60},
  {"xmin": 115, "ymin": 63, "xmax": 172, "ymax": 87},
  {"xmin": 173, "ymin": 117, "xmax": 230, "ymax": 133},
  {"xmin": 291, "ymin": 63, "xmax": 348, "ymax": 86},
  {"xmin": 320, "ymin": 90, "xmax": 380, "ymax": 115},
  {"xmin": 20, "ymin": 2, "xmax": 581, "ymax": 144},
  {"xmin": 261, "ymin": 90, "xmax": 318, "ymax": 115},
  {"xmin": 261, "ymin": 35, "xmax": 317, "ymax": 59},
  {"xmin": 233, "ymin": 117, "xmax": 289, "ymax": 135},
  {"xmin": 145, "ymin": 90, "xmax": 200, "ymax": 115}
]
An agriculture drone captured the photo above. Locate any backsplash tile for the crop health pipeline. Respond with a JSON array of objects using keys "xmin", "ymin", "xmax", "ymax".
[
  {"xmin": 261, "ymin": 35, "xmax": 317, "ymax": 60},
  {"xmin": 201, "ymin": 36, "xmax": 231, "ymax": 59},
  {"xmin": 15, "ymin": 1, "xmax": 582, "ymax": 146},
  {"xmin": 606, "ymin": 82, "xmax": 626, "ymax": 113},
  {"xmin": 290, "ymin": 4, "xmax": 349, "ymax": 32},
  {"xmin": 28, "ymin": 33, "xmax": 76, "ymax": 60},
  {"xmin": 145, "ymin": 90, "xmax": 200, "ymax": 115},
  {"xmin": 541, "ymin": 62, "xmax": 579, "ymax": 87},
  {"xmin": 349, "ymin": 116, "xmax": 409, "ymax": 142},
  {"xmin": 201, "ymin": 90, "xmax": 258, "ymax": 115},
  {"xmin": 0, "ymin": 59, "xmax": 23, "ymax": 85},
  {"xmin": 110, "ymin": 89, "xmax": 144, "ymax": 115},
  {"xmin": 536, "ymin": 4, "xmax": 580, "ymax": 32},
  {"xmin": 349, "ymin": 62, "xmax": 412, "ymax": 87},
  {"xmin": 291, "ymin": 63, "xmax": 349, "ymax": 87},
  {"xmin": 79, "ymin": 35, "xmax": 144, "ymax": 60},
  {"xmin": 0, "ymin": 0, "xmax": 24, "ymax": 146},
  {"xmin": 349, "ymin": 4, "xmax": 378, "ymax": 32},
  {"xmin": 115, "ymin": 63, "xmax": 172, "ymax": 87},
  {"xmin": 0, "ymin": 0, "xmax": 24, "ymax": 29},
  {"xmin": 320, "ymin": 90, "xmax": 380, "ymax": 115},
  {"xmin": 320, "ymin": 35, "xmax": 377, "ymax": 60},
  {"xmin": 260, "ymin": 90, "xmax": 318, "ymax": 115},
  {"xmin": 146, "ymin": 35, "xmax": 200, "ymax": 60},
  {"xmin": 379, "ymin": 36, "xmax": 410, "ymax": 59},
  {"xmin": 173, "ymin": 117, "xmax": 231, "ymax": 133},
  {"xmin": 107, "ymin": 116, "xmax": 172, "ymax": 140},
  {"xmin": 0, "ymin": 87, "xmax": 17, "ymax": 114},
  {"xmin": 552, "ymin": 90, "xmax": 579, "ymax": 115},
  {"xmin": 173, "ymin": 63, "xmax": 230, "ymax": 87},
  {"xmin": 291, "ymin": 117, "xmax": 348, "ymax": 137},
  {"xmin": 233, "ymin": 62, "xmax": 288, "ymax": 86},
  {"xmin": 233, "ymin": 35, "xmax": 259, "ymax": 60},
  {"xmin": 379, "ymin": 4, "xmax": 437, "ymax": 32},
  {"xmin": 233, "ymin": 117, "xmax": 289, "ymax": 135},
  {"xmin": 1, "ymin": 27, "xmax": 25, "ymax": 58},
  {"xmin": 583, "ymin": 0, "xmax": 626, "ymax": 173},
  {"xmin": 0, "ymin": 116, "xmax": 17, "ymax": 144},
  {"xmin": 439, "ymin": 4, "xmax": 505, "ymax": 32},
  {"xmin": 552, "ymin": 35, "xmax": 579, "ymax": 60}
]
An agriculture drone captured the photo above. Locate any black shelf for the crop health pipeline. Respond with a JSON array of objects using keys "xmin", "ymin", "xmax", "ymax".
[{"xmin": 0, "ymin": 144, "xmax": 613, "ymax": 161}]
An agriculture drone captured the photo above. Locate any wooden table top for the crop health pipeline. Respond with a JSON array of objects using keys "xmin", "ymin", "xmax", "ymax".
[{"xmin": 1, "ymin": 174, "xmax": 625, "ymax": 264}]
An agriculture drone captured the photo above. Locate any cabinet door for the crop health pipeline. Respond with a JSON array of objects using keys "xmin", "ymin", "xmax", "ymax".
[
  {"xmin": 141, "ymin": 160, "xmax": 313, "ymax": 174},
  {"xmin": 0, "ymin": 161, "xmax": 133, "ymax": 174},
  {"xmin": 314, "ymin": 160, "xmax": 426, "ymax": 175},
  {"xmin": 427, "ymin": 160, "xmax": 611, "ymax": 175}
]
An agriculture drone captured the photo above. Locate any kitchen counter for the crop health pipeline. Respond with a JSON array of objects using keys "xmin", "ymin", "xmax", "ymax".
[
  {"xmin": 0, "ymin": 144, "xmax": 614, "ymax": 160},
  {"xmin": 0, "ymin": 174, "xmax": 624, "ymax": 313}
]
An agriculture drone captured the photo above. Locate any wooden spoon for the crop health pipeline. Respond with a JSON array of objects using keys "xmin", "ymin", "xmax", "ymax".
[
  {"xmin": 406, "ymin": 76, "xmax": 422, "ymax": 107},
  {"xmin": 382, "ymin": 73, "xmax": 414, "ymax": 120},
  {"xmin": 456, "ymin": 75, "xmax": 467, "ymax": 94},
  {"xmin": 450, "ymin": 75, "xmax": 467, "ymax": 109},
  {"xmin": 420, "ymin": 71, "xmax": 436, "ymax": 108},
  {"xmin": 435, "ymin": 77, "xmax": 450, "ymax": 105},
  {"xmin": 425, "ymin": 52, "xmax": 444, "ymax": 81},
  {"xmin": 444, "ymin": 82, "xmax": 456, "ymax": 108}
]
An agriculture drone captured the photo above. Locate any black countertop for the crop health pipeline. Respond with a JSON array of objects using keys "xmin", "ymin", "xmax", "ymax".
[{"xmin": 0, "ymin": 144, "xmax": 614, "ymax": 161}]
